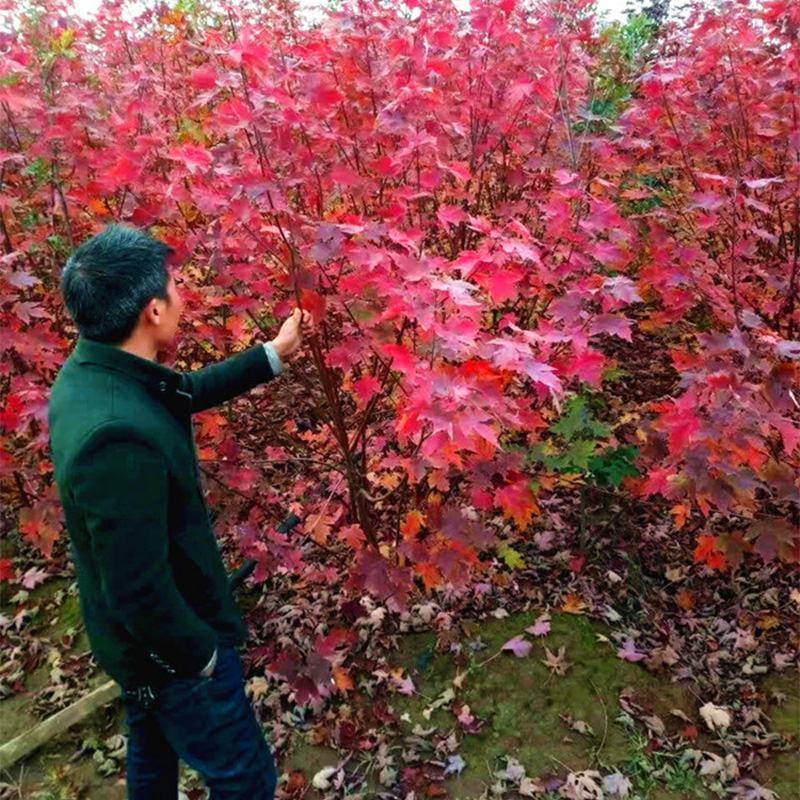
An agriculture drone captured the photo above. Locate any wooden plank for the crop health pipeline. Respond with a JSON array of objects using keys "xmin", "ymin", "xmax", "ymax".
[{"xmin": 0, "ymin": 680, "xmax": 121, "ymax": 771}]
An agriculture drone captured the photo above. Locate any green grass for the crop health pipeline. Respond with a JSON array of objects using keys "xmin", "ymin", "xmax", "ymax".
[{"xmin": 388, "ymin": 611, "xmax": 702, "ymax": 799}]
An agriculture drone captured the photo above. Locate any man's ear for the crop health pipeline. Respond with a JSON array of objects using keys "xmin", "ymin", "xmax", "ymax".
[{"xmin": 141, "ymin": 296, "xmax": 163, "ymax": 327}]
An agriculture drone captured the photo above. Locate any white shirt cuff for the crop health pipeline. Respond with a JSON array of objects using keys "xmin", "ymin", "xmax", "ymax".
[
  {"xmin": 262, "ymin": 341, "xmax": 283, "ymax": 375},
  {"xmin": 199, "ymin": 647, "xmax": 217, "ymax": 677}
]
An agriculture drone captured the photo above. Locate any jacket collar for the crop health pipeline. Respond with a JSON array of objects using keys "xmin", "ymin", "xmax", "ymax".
[{"xmin": 73, "ymin": 336, "xmax": 184, "ymax": 396}]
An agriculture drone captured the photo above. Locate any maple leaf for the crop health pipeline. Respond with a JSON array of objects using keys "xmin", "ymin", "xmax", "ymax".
[
  {"xmin": 197, "ymin": 412, "xmax": 226, "ymax": 439},
  {"xmin": 495, "ymin": 477, "xmax": 539, "ymax": 529},
  {"xmin": 390, "ymin": 668, "xmax": 415, "ymax": 695},
  {"xmin": 300, "ymin": 289, "xmax": 326, "ymax": 325},
  {"xmin": 167, "ymin": 145, "xmax": 213, "ymax": 174},
  {"xmin": 105, "ymin": 152, "xmax": 141, "ymax": 187},
  {"xmin": 693, "ymin": 534, "xmax": 727, "ymax": 570},
  {"xmin": 306, "ymin": 76, "xmax": 344, "ymax": 108},
  {"xmin": 332, "ymin": 666, "xmax": 354, "ymax": 693},
  {"xmin": 589, "ymin": 314, "xmax": 633, "ymax": 341},
  {"xmin": 477, "ymin": 267, "xmax": 524, "ymax": 303},
  {"xmin": 0, "ymin": 395, "xmax": 24, "ymax": 430},
  {"xmin": 542, "ymin": 645, "xmax": 570, "ymax": 675},
  {"xmin": 352, "ymin": 375, "xmax": 381, "ymax": 407},
  {"xmin": 498, "ymin": 543, "xmax": 525, "ymax": 569},
  {"xmin": 437, "ymin": 205, "xmax": 467, "ymax": 226},
  {"xmin": 562, "ymin": 594, "xmax": 588, "ymax": 614},
  {"xmin": 12, "ymin": 301, "xmax": 49, "ymax": 324},
  {"xmin": 415, "ymin": 561, "xmax": 442, "ymax": 590},
  {"xmin": 338, "ymin": 524, "xmax": 365, "ymax": 549},
  {"xmin": 400, "ymin": 510, "xmax": 424, "ymax": 540},
  {"xmin": 603, "ymin": 275, "xmax": 642, "ymax": 304},
  {"xmin": 20, "ymin": 567, "xmax": 48, "ymax": 589},
  {"xmin": 564, "ymin": 349, "xmax": 606, "ymax": 386},
  {"xmin": 303, "ymin": 509, "xmax": 339, "ymax": 545},
  {"xmin": 18, "ymin": 505, "xmax": 59, "ymax": 558}
]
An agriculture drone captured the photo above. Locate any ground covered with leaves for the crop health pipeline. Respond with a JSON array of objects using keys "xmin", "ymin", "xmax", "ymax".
[{"xmin": 1, "ymin": 467, "xmax": 797, "ymax": 799}]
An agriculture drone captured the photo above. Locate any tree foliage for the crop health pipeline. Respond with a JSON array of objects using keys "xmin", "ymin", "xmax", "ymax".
[{"xmin": 0, "ymin": 0, "xmax": 797, "ymax": 631}]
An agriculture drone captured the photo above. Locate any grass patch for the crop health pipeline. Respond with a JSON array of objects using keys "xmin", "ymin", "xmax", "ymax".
[{"xmin": 389, "ymin": 611, "xmax": 701, "ymax": 798}]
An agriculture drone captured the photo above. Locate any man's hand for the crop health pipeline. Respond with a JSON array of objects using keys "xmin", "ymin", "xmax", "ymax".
[{"xmin": 270, "ymin": 307, "xmax": 314, "ymax": 360}]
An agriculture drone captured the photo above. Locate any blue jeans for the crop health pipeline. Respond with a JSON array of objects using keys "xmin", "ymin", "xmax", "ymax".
[{"xmin": 122, "ymin": 646, "xmax": 278, "ymax": 799}]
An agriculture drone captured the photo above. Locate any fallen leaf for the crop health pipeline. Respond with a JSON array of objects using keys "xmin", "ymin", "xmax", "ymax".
[
  {"xmin": 312, "ymin": 766, "xmax": 338, "ymax": 790},
  {"xmin": 603, "ymin": 772, "xmax": 632, "ymax": 797},
  {"xmin": 560, "ymin": 769, "xmax": 603, "ymax": 799},
  {"xmin": 333, "ymin": 666, "xmax": 354, "ymax": 693},
  {"xmin": 444, "ymin": 754, "xmax": 466, "ymax": 776},
  {"xmin": 503, "ymin": 635, "xmax": 533, "ymax": 658},
  {"xmin": 617, "ymin": 638, "xmax": 646, "ymax": 662},
  {"xmin": 700, "ymin": 702, "xmax": 731, "ymax": 732},
  {"xmin": 525, "ymin": 612, "xmax": 551, "ymax": 637},
  {"xmin": 542, "ymin": 645, "xmax": 570, "ymax": 676},
  {"xmin": 562, "ymin": 594, "xmax": 588, "ymax": 614}
]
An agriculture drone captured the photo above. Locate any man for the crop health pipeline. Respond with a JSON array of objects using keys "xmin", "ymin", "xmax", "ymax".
[{"xmin": 47, "ymin": 223, "xmax": 312, "ymax": 799}]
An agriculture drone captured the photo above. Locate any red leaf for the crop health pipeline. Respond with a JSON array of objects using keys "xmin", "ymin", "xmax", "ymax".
[
  {"xmin": 495, "ymin": 477, "xmax": 539, "ymax": 529},
  {"xmin": 0, "ymin": 559, "xmax": 14, "ymax": 582},
  {"xmin": 167, "ymin": 145, "xmax": 213, "ymax": 174},
  {"xmin": 0, "ymin": 395, "xmax": 24, "ymax": 430},
  {"xmin": 693, "ymin": 534, "xmax": 727, "ymax": 571},
  {"xmin": 299, "ymin": 289, "xmax": 326, "ymax": 325},
  {"xmin": 105, "ymin": 153, "xmax": 141, "ymax": 186},
  {"xmin": 479, "ymin": 267, "xmax": 524, "ymax": 303},
  {"xmin": 189, "ymin": 65, "xmax": 217, "ymax": 90},
  {"xmin": 590, "ymin": 314, "xmax": 633, "ymax": 341},
  {"xmin": 352, "ymin": 375, "xmax": 381, "ymax": 406},
  {"xmin": 415, "ymin": 561, "xmax": 442, "ymax": 590},
  {"xmin": 437, "ymin": 205, "xmax": 467, "ymax": 226}
]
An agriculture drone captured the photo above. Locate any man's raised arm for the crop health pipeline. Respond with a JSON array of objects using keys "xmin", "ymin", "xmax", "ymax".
[{"xmin": 178, "ymin": 307, "xmax": 312, "ymax": 413}]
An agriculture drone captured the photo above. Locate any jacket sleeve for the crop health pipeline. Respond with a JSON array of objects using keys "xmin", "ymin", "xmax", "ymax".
[
  {"xmin": 178, "ymin": 342, "xmax": 279, "ymax": 414},
  {"xmin": 71, "ymin": 428, "xmax": 218, "ymax": 677}
]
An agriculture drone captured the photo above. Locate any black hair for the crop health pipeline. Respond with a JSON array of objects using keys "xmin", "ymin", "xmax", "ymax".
[{"xmin": 60, "ymin": 224, "xmax": 174, "ymax": 344}]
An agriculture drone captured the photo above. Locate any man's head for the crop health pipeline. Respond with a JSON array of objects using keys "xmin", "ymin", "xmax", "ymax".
[{"xmin": 60, "ymin": 224, "xmax": 184, "ymax": 348}]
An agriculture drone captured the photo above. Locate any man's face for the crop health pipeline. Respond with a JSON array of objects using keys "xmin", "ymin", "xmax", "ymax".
[{"xmin": 153, "ymin": 271, "xmax": 184, "ymax": 347}]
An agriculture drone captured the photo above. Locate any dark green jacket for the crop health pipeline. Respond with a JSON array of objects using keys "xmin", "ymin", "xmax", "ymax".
[{"xmin": 47, "ymin": 336, "xmax": 278, "ymax": 690}]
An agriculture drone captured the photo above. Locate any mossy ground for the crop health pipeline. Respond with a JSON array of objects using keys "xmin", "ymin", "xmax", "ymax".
[
  {"xmin": 386, "ymin": 611, "xmax": 708, "ymax": 799},
  {"xmin": 755, "ymin": 673, "xmax": 800, "ymax": 800}
]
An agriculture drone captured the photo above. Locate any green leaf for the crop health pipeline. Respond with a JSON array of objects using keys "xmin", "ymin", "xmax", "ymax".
[
  {"xmin": 498, "ymin": 543, "xmax": 526, "ymax": 570},
  {"xmin": 550, "ymin": 396, "xmax": 610, "ymax": 440},
  {"xmin": 587, "ymin": 445, "xmax": 640, "ymax": 487}
]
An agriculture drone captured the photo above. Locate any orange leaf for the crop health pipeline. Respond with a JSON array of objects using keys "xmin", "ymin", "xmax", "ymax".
[
  {"xmin": 333, "ymin": 666, "xmax": 354, "ymax": 693},
  {"xmin": 197, "ymin": 412, "xmax": 226, "ymax": 439},
  {"xmin": 88, "ymin": 198, "xmax": 109, "ymax": 216},
  {"xmin": 401, "ymin": 510, "xmax": 424, "ymax": 540},
  {"xmin": 671, "ymin": 503, "xmax": 690, "ymax": 530},
  {"xmin": 562, "ymin": 593, "xmax": 588, "ymax": 614},
  {"xmin": 757, "ymin": 614, "xmax": 780, "ymax": 631},
  {"xmin": 19, "ymin": 505, "xmax": 59, "ymax": 558},
  {"xmin": 693, "ymin": 534, "xmax": 727, "ymax": 570},
  {"xmin": 304, "ymin": 511, "xmax": 336, "ymax": 544},
  {"xmin": 415, "ymin": 562, "xmax": 442, "ymax": 590}
]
